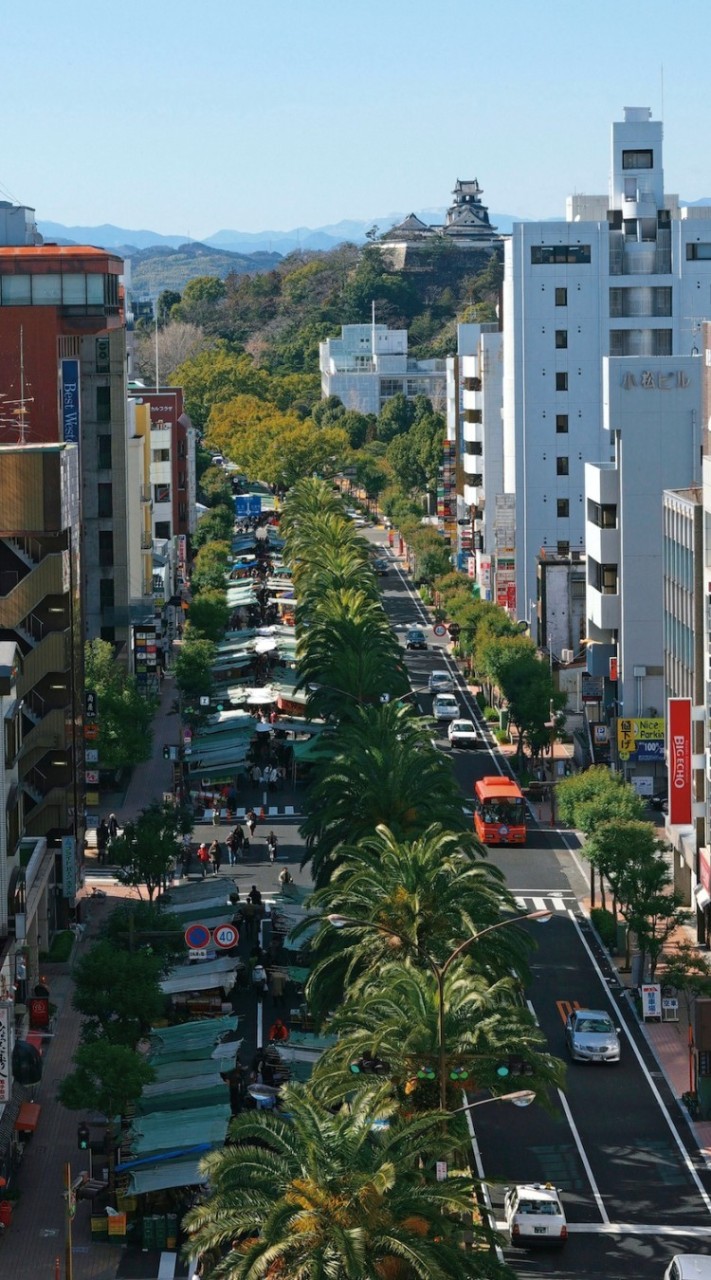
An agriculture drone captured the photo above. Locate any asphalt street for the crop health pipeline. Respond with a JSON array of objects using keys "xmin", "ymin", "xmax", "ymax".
[{"xmin": 367, "ymin": 525, "xmax": 711, "ymax": 1279}]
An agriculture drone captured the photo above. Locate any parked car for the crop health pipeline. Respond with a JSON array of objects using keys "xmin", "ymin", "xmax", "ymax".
[
  {"xmin": 447, "ymin": 719, "xmax": 481, "ymax": 748},
  {"xmin": 565, "ymin": 1008, "xmax": 620, "ymax": 1064},
  {"xmin": 428, "ymin": 670, "xmax": 454, "ymax": 694},
  {"xmin": 504, "ymin": 1183, "xmax": 567, "ymax": 1248},
  {"xmin": 405, "ymin": 628, "xmax": 427, "ymax": 650},
  {"xmin": 432, "ymin": 693, "xmax": 460, "ymax": 722}
]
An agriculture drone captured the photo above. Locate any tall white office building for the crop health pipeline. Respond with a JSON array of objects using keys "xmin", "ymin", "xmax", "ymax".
[{"xmin": 504, "ymin": 106, "xmax": 711, "ymax": 618}]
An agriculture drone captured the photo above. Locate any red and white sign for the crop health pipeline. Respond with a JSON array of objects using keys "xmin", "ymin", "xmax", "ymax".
[
  {"xmin": 668, "ymin": 697, "xmax": 692, "ymax": 826},
  {"xmin": 609, "ymin": 656, "xmax": 618, "ymax": 682},
  {"xmin": 213, "ymin": 923, "xmax": 239, "ymax": 950}
]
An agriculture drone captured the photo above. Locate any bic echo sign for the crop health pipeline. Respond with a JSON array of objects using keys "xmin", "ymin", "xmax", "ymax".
[{"xmin": 668, "ymin": 697, "xmax": 692, "ymax": 826}]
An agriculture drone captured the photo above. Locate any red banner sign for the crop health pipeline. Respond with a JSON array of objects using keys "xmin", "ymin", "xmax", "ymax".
[{"xmin": 668, "ymin": 697, "xmax": 692, "ymax": 826}]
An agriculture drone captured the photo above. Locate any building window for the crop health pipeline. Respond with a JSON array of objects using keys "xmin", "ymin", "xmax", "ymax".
[
  {"xmin": 555, "ymin": 287, "xmax": 567, "ymax": 306},
  {"xmin": 557, "ymin": 499, "xmax": 569, "ymax": 517},
  {"xmin": 97, "ymin": 483, "xmax": 113, "ymax": 518},
  {"xmin": 96, "ymin": 386, "xmax": 111, "ymax": 424},
  {"xmin": 155, "ymin": 520, "xmax": 171, "ymax": 541},
  {"xmin": 379, "ymin": 379, "xmax": 403, "ymax": 398},
  {"xmin": 686, "ymin": 243, "xmax": 711, "ymax": 261},
  {"xmin": 591, "ymin": 560, "xmax": 618, "ymax": 594},
  {"xmin": 97, "ymin": 435, "xmax": 112, "ymax": 469},
  {"xmin": 98, "ymin": 531, "xmax": 114, "ymax": 567},
  {"xmin": 99, "ymin": 579, "xmax": 115, "ymax": 609},
  {"xmin": 555, "ymin": 372, "xmax": 568, "ymax": 391},
  {"xmin": 588, "ymin": 500, "xmax": 617, "ymax": 528},
  {"xmin": 152, "ymin": 448, "xmax": 170, "ymax": 463},
  {"xmin": 557, "ymin": 541, "xmax": 570, "ymax": 556},
  {"xmin": 531, "ymin": 245, "xmax": 591, "ymax": 265},
  {"xmin": 154, "ymin": 484, "xmax": 170, "ymax": 504},
  {"xmin": 622, "ymin": 149, "xmax": 653, "ymax": 169},
  {"xmin": 556, "ymin": 457, "xmax": 569, "ymax": 476},
  {"xmin": 100, "ymin": 627, "xmax": 116, "ymax": 645},
  {"xmin": 556, "ymin": 414, "xmax": 569, "ymax": 433},
  {"xmin": 555, "ymin": 330, "xmax": 568, "ymax": 349},
  {"xmin": 178, "ymin": 471, "xmax": 186, "ymax": 490}
]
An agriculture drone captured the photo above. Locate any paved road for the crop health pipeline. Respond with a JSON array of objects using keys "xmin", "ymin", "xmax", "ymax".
[{"xmin": 368, "ymin": 527, "xmax": 711, "ymax": 1277}]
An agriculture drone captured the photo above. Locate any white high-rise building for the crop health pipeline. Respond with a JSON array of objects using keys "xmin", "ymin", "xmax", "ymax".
[{"xmin": 504, "ymin": 106, "xmax": 711, "ymax": 618}]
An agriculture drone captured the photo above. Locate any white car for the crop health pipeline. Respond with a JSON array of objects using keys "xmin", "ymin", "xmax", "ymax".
[
  {"xmin": 428, "ymin": 670, "xmax": 454, "ymax": 694},
  {"xmin": 565, "ymin": 1008, "xmax": 621, "ymax": 1064},
  {"xmin": 448, "ymin": 719, "xmax": 481, "ymax": 749},
  {"xmin": 503, "ymin": 1183, "xmax": 567, "ymax": 1248},
  {"xmin": 432, "ymin": 693, "xmax": 460, "ymax": 722},
  {"xmin": 664, "ymin": 1258, "xmax": 711, "ymax": 1280}
]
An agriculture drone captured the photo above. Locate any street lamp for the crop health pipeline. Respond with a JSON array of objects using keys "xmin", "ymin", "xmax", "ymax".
[{"xmin": 327, "ymin": 909, "xmax": 551, "ymax": 1110}]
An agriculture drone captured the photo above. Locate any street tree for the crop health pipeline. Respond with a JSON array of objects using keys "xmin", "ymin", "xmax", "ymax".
[
  {"xmin": 662, "ymin": 943, "xmax": 711, "ymax": 1023},
  {"xmin": 174, "ymin": 636, "xmax": 215, "ymax": 704},
  {"xmin": 103, "ymin": 901, "xmax": 185, "ymax": 965},
  {"xmin": 186, "ymin": 591, "xmax": 230, "ymax": 643},
  {"xmin": 190, "ymin": 539, "xmax": 230, "ymax": 594},
  {"xmin": 111, "ymin": 800, "xmax": 190, "ymax": 901},
  {"xmin": 84, "ymin": 638, "xmax": 155, "ymax": 770},
  {"xmin": 59, "ymin": 1039, "xmax": 155, "ymax": 1192},
  {"xmin": 192, "ymin": 504, "xmax": 234, "ymax": 549},
  {"xmin": 183, "ymin": 1082, "xmax": 504, "ymax": 1279},
  {"xmin": 72, "ymin": 941, "xmax": 165, "ymax": 1044},
  {"xmin": 478, "ymin": 636, "xmax": 564, "ymax": 766},
  {"xmin": 614, "ymin": 847, "xmax": 688, "ymax": 978},
  {"xmin": 134, "ymin": 320, "xmax": 211, "ymax": 384},
  {"xmin": 557, "ymin": 768, "xmax": 646, "ymax": 905}
]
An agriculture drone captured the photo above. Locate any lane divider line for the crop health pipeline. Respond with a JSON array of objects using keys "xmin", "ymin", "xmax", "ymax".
[{"xmin": 556, "ymin": 1085, "xmax": 610, "ymax": 1224}]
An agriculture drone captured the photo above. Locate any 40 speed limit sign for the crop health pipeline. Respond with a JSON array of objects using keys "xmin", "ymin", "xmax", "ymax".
[{"xmin": 213, "ymin": 923, "xmax": 240, "ymax": 950}]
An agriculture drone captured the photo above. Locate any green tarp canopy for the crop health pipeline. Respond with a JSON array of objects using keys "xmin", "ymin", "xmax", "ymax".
[
  {"xmin": 128, "ymin": 1103, "xmax": 231, "ymax": 1156},
  {"xmin": 127, "ymin": 1155, "xmax": 206, "ymax": 1196},
  {"xmin": 292, "ymin": 737, "xmax": 333, "ymax": 764},
  {"xmin": 150, "ymin": 1054, "xmax": 238, "ymax": 1084},
  {"xmin": 134, "ymin": 1073, "xmax": 229, "ymax": 1115}
]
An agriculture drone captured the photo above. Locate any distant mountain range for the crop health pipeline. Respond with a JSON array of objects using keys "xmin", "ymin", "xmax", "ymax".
[{"xmin": 37, "ymin": 207, "xmax": 522, "ymax": 258}]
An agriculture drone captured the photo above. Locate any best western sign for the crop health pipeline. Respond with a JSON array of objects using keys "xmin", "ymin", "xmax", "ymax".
[{"xmin": 668, "ymin": 697, "xmax": 692, "ymax": 826}]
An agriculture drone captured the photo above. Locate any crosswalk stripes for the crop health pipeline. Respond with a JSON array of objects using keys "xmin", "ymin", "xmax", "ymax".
[{"xmin": 514, "ymin": 893, "xmax": 577, "ymax": 914}]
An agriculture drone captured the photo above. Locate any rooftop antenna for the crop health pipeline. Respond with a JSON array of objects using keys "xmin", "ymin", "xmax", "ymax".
[{"xmin": 155, "ymin": 309, "xmax": 160, "ymax": 394}]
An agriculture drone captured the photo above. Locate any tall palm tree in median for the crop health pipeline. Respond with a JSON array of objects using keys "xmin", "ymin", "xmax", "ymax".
[
  {"xmin": 301, "ymin": 824, "xmax": 529, "ymax": 1018},
  {"xmin": 300, "ymin": 704, "xmax": 469, "ymax": 884},
  {"xmin": 182, "ymin": 1083, "xmax": 508, "ymax": 1280},
  {"xmin": 311, "ymin": 964, "xmax": 563, "ymax": 1111}
]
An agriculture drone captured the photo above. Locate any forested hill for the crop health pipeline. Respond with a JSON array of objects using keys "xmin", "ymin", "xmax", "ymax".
[{"xmin": 128, "ymin": 241, "xmax": 282, "ymax": 296}]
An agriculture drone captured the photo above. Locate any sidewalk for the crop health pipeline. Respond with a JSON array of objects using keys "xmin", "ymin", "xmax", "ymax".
[{"xmin": 1, "ymin": 681, "xmax": 184, "ymax": 1279}]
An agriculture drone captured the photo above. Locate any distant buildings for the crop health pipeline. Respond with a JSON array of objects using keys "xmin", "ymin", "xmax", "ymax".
[{"xmin": 319, "ymin": 323, "xmax": 446, "ymax": 416}]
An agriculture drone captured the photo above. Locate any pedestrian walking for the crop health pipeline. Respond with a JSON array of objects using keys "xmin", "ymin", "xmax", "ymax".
[
  {"xmin": 268, "ymin": 1017, "xmax": 289, "ymax": 1044},
  {"xmin": 267, "ymin": 831, "xmax": 278, "ymax": 863},
  {"xmin": 96, "ymin": 817, "xmax": 109, "ymax": 865},
  {"xmin": 108, "ymin": 813, "xmax": 119, "ymax": 841},
  {"xmin": 242, "ymin": 899, "xmax": 256, "ymax": 939},
  {"xmin": 277, "ymin": 866, "xmax": 293, "ymax": 888},
  {"xmin": 251, "ymin": 963, "xmax": 268, "ymax": 998},
  {"xmin": 197, "ymin": 842, "xmax": 210, "ymax": 878},
  {"xmin": 246, "ymin": 808, "xmax": 258, "ymax": 838},
  {"xmin": 248, "ymin": 884, "xmax": 262, "ymax": 906},
  {"xmin": 209, "ymin": 839, "xmax": 222, "ymax": 875},
  {"xmin": 269, "ymin": 968, "xmax": 286, "ymax": 1007}
]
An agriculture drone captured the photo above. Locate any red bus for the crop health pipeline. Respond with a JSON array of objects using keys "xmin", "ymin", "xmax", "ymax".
[{"xmin": 473, "ymin": 775, "xmax": 527, "ymax": 846}]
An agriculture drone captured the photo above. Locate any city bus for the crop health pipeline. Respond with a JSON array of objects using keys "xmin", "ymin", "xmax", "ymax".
[{"xmin": 473, "ymin": 775, "xmax": 527, "ymax": 846}]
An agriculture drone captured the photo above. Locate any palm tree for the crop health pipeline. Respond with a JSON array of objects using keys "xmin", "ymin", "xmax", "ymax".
[
  {"xmin": 300, "ymin": 704, "xmax": 470, "ymax": 885},
  {"xmin": 301, "ymin": 824, "xmax": 529, "ymax": 1018},
  {"xmin": 182, "ymin": 1083, "xmax": 507, "ymax": 1280},
  {"xmin": 311, "ymin": 964, "xmax": 563, "ymax": 1111},
  {"xmin": 295, "ymin": 588, "xmax": 407, "ymax": 713}
]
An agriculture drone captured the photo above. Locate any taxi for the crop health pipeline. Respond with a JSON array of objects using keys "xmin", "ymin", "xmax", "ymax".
[{"xmin": 503, "ymin": 1183, "xmax": 567, "ymax": 1247}]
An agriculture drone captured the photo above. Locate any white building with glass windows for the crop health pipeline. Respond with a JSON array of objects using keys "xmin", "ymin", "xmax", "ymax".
[
  {"xmin": 319, "ymin": 323, "xmax": 446, "ymax": 416},
  {"xmin": 504, "ymin": 106, "xmax": 711, "ymax": 621}
]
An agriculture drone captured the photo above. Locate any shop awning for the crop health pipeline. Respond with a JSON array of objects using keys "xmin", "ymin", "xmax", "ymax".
[
  {"xmin": 128, "ymin": 1155, "xmax": 207, "ymax": 1196},
  {"xmin": 15, "ymin": 1101, "xmax": 41, "ymax": 1132}
]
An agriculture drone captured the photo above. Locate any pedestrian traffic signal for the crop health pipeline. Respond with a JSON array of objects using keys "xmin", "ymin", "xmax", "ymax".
[
  {"xmin": 350, "ymin": 1055, "xmax": 389, "ymax": 1076},
  {"xmin": 449, "ymin": 1065, "xmax": 469, "ymax": 1081},
  {"xmin": 163, "ymin": 745, "xmax": 170, "ymax": 760},
  {"xmin": 77, "ymin": 1122, "xmax": 90, "ymax": 1151},
  {"xmin": 416, "ymin": 1065, "xmax": 436, "ymax": 1081}
]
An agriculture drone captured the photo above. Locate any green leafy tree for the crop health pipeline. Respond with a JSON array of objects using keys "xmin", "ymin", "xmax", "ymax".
[
  {"xmin": 183, "ymin": 1083, "xmax": 504, "ymax": 1280},
  {"xmin": 377, "ymin": 393, "xmax": 415, "ymax": 443},
  {"xmin": 59, "ymin": 1039, "xmax": 155, "ymax": 1192},
  {"xmin": 111, "ymin": 800, "xmax": 190, "ymax": 901},
  {"xmin": 557, "ymin": 768, "xmax": 646, "ymax": 906},
  {"xmin": 199, "ymin": 465, "xmax": 233, "ymax": 508},
  {"xmin": 72, "ymin": 941, "xmax": 165, "ymax": 1044},
  {"xmin": 613, "ymin": 842, "xmax": 688, "ymax": 977},
  {"xmin": 157, "ymin": 289, "xmax": 182, "ymax": 326},
  {"xmin": 186, "ymin": 591, "xmax": 230, "ymax": 643},
  {"xmin": 173, "ymin": 274, "xmax": 227, "ymax": 331},
  {"xmin": 663, "ymin": 943, "xmax": 711, "ymax": 1023},
  {"xmin": 175, "ymin": 636, "xmax": 216, "ymax": 703},
  {"xmin": 478, "ymin": 637, "xmax": 564, "ymax": 766},
  {"xmin": 191, "ymin": 539, "xmax": 230, "ymax": 594},
  {"xmin": 192, "ymin": 504, "xmax": 234, "ymax": 548},
  {"xmin": 84, "ymin": 638, "xmax": 155, "ymax": 769},
  {"xmin": 174, "ymin": 346, "xmax": 271, "ymax": 429},
  {"xmin": 103, "ymin": 901, "xmax": 185, "ymax": 966}
]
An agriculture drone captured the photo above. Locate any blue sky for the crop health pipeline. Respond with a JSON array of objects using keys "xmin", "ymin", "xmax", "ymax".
[{"xmin": 4, "ymin": 0, "xmax": 711, "ymax": 237}]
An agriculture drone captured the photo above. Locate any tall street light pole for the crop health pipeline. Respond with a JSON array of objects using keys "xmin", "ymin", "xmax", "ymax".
[{"xmin": 328, "ymin": 908, "xmax": 551, "ymax": 1111}]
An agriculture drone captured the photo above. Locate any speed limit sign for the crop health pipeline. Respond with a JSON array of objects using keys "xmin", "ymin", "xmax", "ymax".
[{"xmin": 213, "ymin": 923, "xmax": 239, "ymax": 950}]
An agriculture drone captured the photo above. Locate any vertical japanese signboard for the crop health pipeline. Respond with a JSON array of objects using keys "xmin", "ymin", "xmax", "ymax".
[
  {"xmin": 0, "ymin": 1001, "xmax": 13, "ymax": 1104},
  {"xmin": 62, "ymin": 835, "xmax": 77, "ymax": 900},
  {"xmin": 668, "ymin": 697, "xmax": 692, "ymax": 826}
]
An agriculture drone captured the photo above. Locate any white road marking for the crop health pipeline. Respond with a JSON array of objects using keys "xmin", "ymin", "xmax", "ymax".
[
  {"xmin": 495, "ymin": 1221, "xmax": 711, "ymax": 1237},
  {"xmin": 569, "ymin": 907, "xmax": 711, "ymax": 1217},
  {"xmin": 556, "ymin": 1085, "xmax": 610, "ymax": 1224}
]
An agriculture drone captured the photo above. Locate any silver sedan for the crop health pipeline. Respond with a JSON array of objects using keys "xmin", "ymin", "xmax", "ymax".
[{"xmin": 565, "ymin": 1009, "xmax": 620, "ymax": 1064}]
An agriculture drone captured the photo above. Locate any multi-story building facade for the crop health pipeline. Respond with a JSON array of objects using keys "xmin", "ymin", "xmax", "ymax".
[
  {"xmin": 320, "ymin": 323, "xmax": 446, "ymax": 416},
  {"xmin": 0, "ymin": 240, "xmax": 142, "ymax": 654},
  {"xmin": 504, "ymin": 106, "xmax": 711, "ymax": 620}
]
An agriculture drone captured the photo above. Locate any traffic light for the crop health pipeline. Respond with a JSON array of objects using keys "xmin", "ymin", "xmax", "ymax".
[
  {"xmin": 416, "ymin": 1065, "xmax": 436, "ymax": 1081},
  {"xmin": 350, "ymin": 1056, "xmax": 389, "ymax": 1076},
  {"xmin": 77, "ymin": 1122, "xmax": 90, "ymax": 1151},
  {"xmin": 496, "ymin": 1058, "xmax": 534, "ymax": 1079},
  {"xmin": 163, "ymin": 745, "xmax": 170, "ymax": 760},
  {"xmin": 449, "ymin": 1065, "xmax": 469, "ymax": 1081}
]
